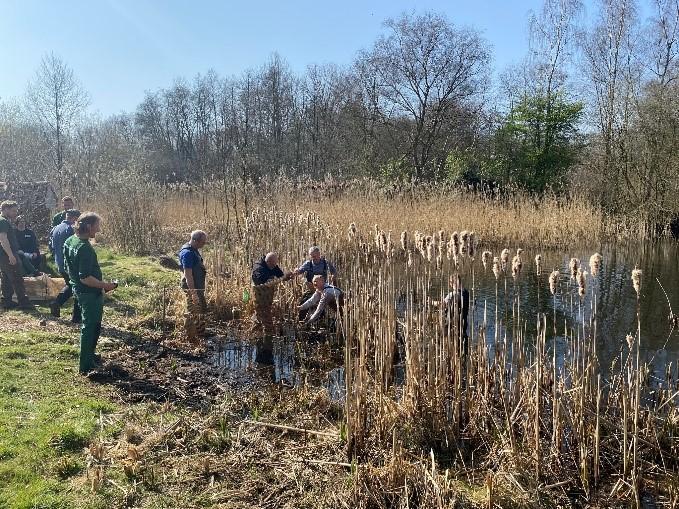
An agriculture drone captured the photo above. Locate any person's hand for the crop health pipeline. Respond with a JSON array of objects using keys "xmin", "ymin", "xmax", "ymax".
[
  {"xmin": 103, "ymin": 282, "xmax": 117, "ymax": 292},
  {"xmin": 283, "ymin": 272, "xmax": 293, "ymax": 281},
  {"xmin": 8, "ymin": 254, "xmax": 16, "ymax": 266}
]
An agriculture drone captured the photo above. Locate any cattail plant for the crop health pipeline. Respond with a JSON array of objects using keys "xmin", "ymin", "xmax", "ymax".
[
  {"xmin": 535, "ymin": 254, "xmax": 542, "ymax": 276},
  {"xmin": 348, "ymin": 222, "xmax": 357, "ymax": 241},
  {"xmin": 576, "ymin": 268, "xmax": 587, "ymax": 298},
  {"xmin": 450, "ymin": 231, "xmax": 460, "ymax": 258},
  {"xmin": 511, "ymin": 248, "xmax": 523, "ymax": 279},
  {"xmin": 500, "ymin": 249, "xmax": 510, "ymax": 271},
  {"xmin": 549, "ymin": 270, "xmax": 559, "ymax": 295},
  {"xmin": 589, "ymin": 253, "xmax": 603, "ymax": 277},
  {"xmin": 460, "ymin": 230, "xmax": 469, "ymax": 255},
  {"xmin": 400, "ymin": 231, "xmax": 408, "ymax": 251},
  {"xmin": 492, "ymin": 257, "xmax": 501, "ymax": 280},
  {"xmin": 468, "ymin": 231, "xmax": 476, "ymax": 258},
  {"xmin": 569, "ymin": 258, "xmax": 579, "ymax": 279},
  {"xmin": 631, "ymin": 267, "xmax": 642, "ymax": 297},
  {"xmin": 481, "ymin": 251, "xmax": 492, "ymax": 271}
]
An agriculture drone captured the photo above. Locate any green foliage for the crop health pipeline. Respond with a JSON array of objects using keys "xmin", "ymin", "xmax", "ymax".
[
  {"xmin": 378, "ymin": 158, "xmax": 413, "ymax": 182},
  {"xmin": 493, "ymin": 93, "xmax": 583, "ymax": 192}
]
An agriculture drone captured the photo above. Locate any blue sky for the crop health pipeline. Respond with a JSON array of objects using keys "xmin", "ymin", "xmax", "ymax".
[{"xmin": 1, "ymin": 0, "xmax": 555, "ymax": 116}]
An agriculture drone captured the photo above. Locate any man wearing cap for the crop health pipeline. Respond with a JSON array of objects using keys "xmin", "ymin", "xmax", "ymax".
[{"xmin": 49, "ymin": 209, "xmax": 81, "ymax": 322}]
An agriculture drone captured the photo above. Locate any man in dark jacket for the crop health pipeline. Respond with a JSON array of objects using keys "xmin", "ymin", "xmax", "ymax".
[
  {"xmin": 443, "ymin": 274, "xmax": 470, "ymax": 355},
  {"xmin": 251, "ymin": 252, "xmax": 292, "ymax": 334},
  {"xmin": 15, "ymin": 216, "xmax": 42, "ymax": 274}
]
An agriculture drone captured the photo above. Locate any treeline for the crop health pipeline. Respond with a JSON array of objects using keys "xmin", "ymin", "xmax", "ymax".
[{"xmin": 1, "ymin": 1, "xmax": 679, "ymax": 232}]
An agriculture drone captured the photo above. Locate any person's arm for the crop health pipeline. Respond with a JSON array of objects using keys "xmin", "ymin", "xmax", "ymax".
[
  {"xmin": 306, "ymin": 291, "xmax": 329, "ymax": 323},
  {"xmin": 299, "ymin": 291, "xmax": 321, "ymax": 311},
  {"xmin": 81, "ymin": 275, "xmax": 116, "ymax": 292},
  {"xmin": 293, "ymin": 261, "xmax": 309, "ymax": 276},
  {"xmin": 0, "ymin": 232, "xmax": 16, "ymax": 265},
  {"xmin": 78, "ymin": 245, "xmax": 115, "ymax": 292}
]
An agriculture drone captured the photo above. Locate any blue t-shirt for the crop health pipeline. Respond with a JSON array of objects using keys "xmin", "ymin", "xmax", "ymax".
[
  {"xmin": 178, "ymin": 244, "xmax": 201, "ymax": 270},
  {"xmin": 50, "ymin": 221, "xmax": 74, "ymax": 273}
]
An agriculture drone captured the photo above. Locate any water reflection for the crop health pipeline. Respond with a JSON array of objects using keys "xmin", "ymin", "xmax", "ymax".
[
  {"xmin": 463, "ymin": 241, "xmax": 679, "ymax": 366},
  {"xmin": 210, "ymin": 241, "xmax": 678, "ymax": 400}
]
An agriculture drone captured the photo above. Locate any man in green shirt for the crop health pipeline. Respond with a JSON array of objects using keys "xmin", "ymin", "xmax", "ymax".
[
  {"xmin": 52, "ymin": 196, "xmax": 75, "ymax": 227},
  {"xmin": 63, "ymin": 212, "xmax": 117, "ymax": 373},
  {"xmin": 0, "ymin": 201, "xmax": 32, "ymax": 310}
]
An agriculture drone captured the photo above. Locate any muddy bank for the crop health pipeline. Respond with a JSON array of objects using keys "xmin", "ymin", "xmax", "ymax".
[{"xmin": 88, "ymin": 321, "xmax": 346, "ymax": 410}]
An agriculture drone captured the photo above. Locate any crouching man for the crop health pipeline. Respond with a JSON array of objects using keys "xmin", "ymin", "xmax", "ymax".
[{"xmin": 298, "ymin": 274, "xmax": 344, "ymax": 326}]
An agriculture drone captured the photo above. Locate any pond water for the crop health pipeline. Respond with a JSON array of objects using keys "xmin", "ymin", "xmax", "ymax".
[
  {"xmin": 211, "ymin": 241, "xmax": 679, "ymax": 397},
  {"xmin": 465, "ymin": 241, "xmax": 679, "ymax": 377}
]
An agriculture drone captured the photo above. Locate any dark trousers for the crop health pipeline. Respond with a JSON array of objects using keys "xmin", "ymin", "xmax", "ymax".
[
  {"xmin": 0, "ymin": 256, "xmax": 29, "ymax": 306},
  {"xmin": 54, "ymin": 272, "xmax": 81, "ymax": 322}
]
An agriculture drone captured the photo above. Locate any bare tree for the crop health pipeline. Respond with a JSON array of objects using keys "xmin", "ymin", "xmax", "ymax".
[
  {"xmin": 25, "ymin": 53, "xmax": 89, "ymax": 188},
  {"xmin": 580, "ymin": 0, "xmax": 639, "ymax": 197},
  {"xmin": 357, "ymin": 12, "xmax": 490, "ymax": 179}
]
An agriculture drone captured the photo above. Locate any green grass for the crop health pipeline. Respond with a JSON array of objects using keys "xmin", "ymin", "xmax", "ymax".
[
  {"xmin": 0, "ymin": 329, "xmax": 116, "ymax": 508},
  {"xmin": 0, "ymin": 246, "xmax": 177, "ymax": 508}
]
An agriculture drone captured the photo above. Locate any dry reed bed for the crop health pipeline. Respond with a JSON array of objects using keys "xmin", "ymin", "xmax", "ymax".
[
  {"xmin": 91, "ymin": 182, "xmax": 602, "ymax": 254},
  {"xmin": 196, "ymin": 206, "xmax": 677, "ymax": 507},
  {"xmin": 86, "ymin": 182, "xmax": 679, "ymax": 507}
]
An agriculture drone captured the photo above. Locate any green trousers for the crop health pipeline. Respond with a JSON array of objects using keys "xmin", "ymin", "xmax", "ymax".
[{"xmin": 75, "ymin": 290, "xmax": 103, "ymax": 373}]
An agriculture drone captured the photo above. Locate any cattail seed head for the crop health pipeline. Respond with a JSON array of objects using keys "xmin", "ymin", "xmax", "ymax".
[
  {"xmin": 451, "ymin": 232, "xmax": 460, "ymax": 257},
  {"xmin": 626, "ymin": 333, "xmax": 635, "ymax": 350},
  {"xmin": 569, "ymin": 258, "xmax": 579, "ymax": 278},
  {"xmin": 460, "ymin": 230, "xmax": 469, "ymax": 255},
  {"xmin": 426, "ymin": 243, "xmax": 434, "ymax": 263},
  {"xmin": 348, "ymin": 222, "xmax": 357, "ymax": 241},
  {"xmin": 407, "ymin": 250, "xmax": 413, "ymax": 267},
  {"xmin": 511, "ymin": 252, "xmax": 522, "ymax": 279},
  {"xmin": 632, "ymin": 267, "xmax": 642, "ymax": 296},
  {"xmin": 492, "ymin": 257, "xmax": 501, "ymax": 280},
  {"xmin": 589, "ymin": 253, "xmax": 603, "ymax": 277},
  {"xmin": 481, "ymin": 251, "xmax": 492, "ymax": 270},
  {"xmin": 577, "ymin": 269, "xmax": 587, "ymax": 298},
  {"xmin": 500, "ymin": 249, "xmax": 510, "ymax": 271},
  {"xmin": 400, "ymin": 231, "xmax": 408, "ymax": 251},
  {"xmin": 549, "ymin": 270, "xmax": 560, "ymax": 295},
  {"xmin": 535, "ymin": 254, "xmax": 542, "ymax": 276}
]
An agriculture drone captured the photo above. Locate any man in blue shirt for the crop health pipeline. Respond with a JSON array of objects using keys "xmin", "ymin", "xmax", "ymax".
[
  {"xmin": 49, "ymin": 209, "xmax": 81, "ymax": 322},
  {"xmin": 179, "ymin": 230, "xmax": 208, "ymax": 339}
]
